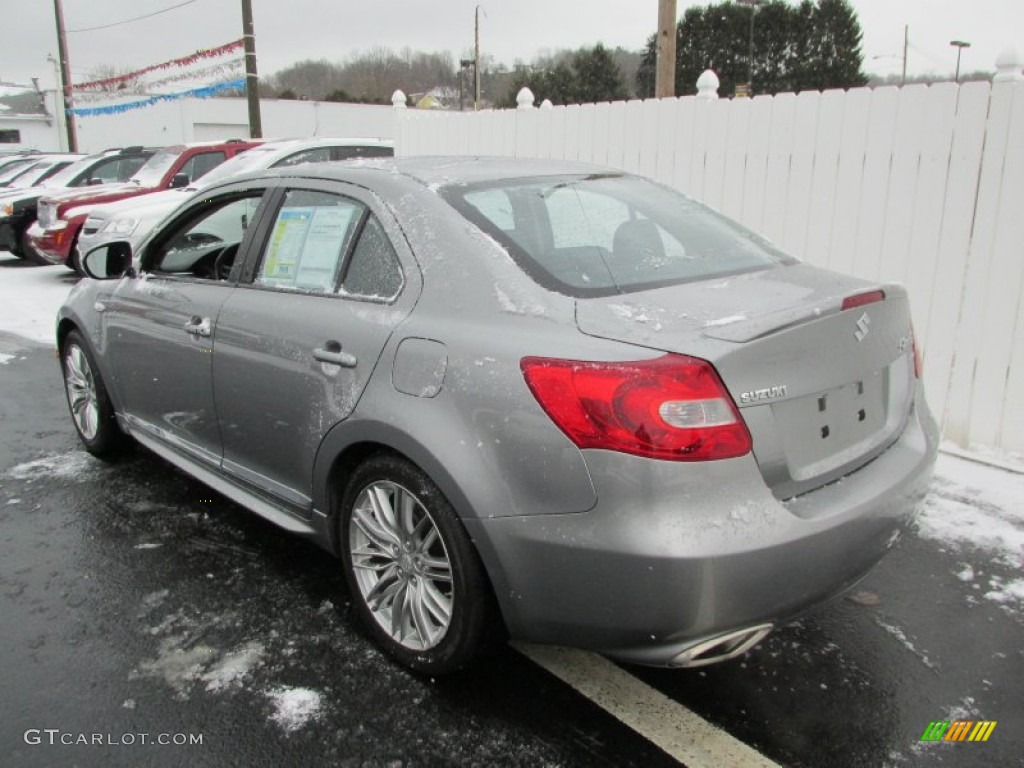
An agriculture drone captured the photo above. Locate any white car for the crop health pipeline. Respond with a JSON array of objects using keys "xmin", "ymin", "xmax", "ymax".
[{"xmin": 76, "ymin": 138, "xmax": 393, "ymax": 257}]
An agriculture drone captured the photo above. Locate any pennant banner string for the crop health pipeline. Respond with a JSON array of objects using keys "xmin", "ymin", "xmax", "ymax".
[
  {"xmin": 67, "ymin": 78, "xmax": 246, "ymax": 117},
  {"xmin": 74, "ymin": 40, "xmax": 243, "ymax": 91},
  {"xmin": 73, "ymin": 59, "xmax": 246, "ymax": 101}
]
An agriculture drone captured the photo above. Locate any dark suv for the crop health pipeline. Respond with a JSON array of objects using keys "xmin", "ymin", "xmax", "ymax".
[
  {"xmin": 0, "ymin": 146, "xmax": 153, "ymax": 259},
  {"xmin": 29, "ymin": 139, "xmax": 258, "ymax": 269}
]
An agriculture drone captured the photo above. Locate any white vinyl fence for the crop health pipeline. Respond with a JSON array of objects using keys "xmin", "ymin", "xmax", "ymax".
[{"xmin": 395, "ymin": 57, "xmax": 1024, "ymax": 457}]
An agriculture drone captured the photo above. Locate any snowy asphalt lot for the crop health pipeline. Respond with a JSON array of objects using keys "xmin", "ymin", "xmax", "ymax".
[{"xmin": 1, "ymin": 255, "xmax": 1021, "ymax": 767}]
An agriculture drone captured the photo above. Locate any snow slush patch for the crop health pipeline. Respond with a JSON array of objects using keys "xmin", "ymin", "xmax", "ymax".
[
  {"xmin": 6, "ymin": 451, "xmax": 101, "ymax": 482},
  {"xmin": 201, "ymin": 642, "xmax": 265, "ymax": 692},
  {"xmin": 132, "ymin": 633, "xmax": 265, "ymax": 699},
  {"xmin": 982, "ymin": 577, "xmax": 1024, "ymax": 610},
  {"xmin": 875, "ymin": 618, "xmax": 935, "ymax": 669},
  {"xmin": 130, "ymin": 634, "xmax": 211, "ymax": 699},
  {"xmin": 0, "ymin": 352, "xmax": 16, "ymax": 365},
  {"xmin": 266, "ymin": 687, "xmax": 323, "ymax": 733},
  {"xmin": 915, "ymin": 454, "xmax": 1024, "ymax": 570}
]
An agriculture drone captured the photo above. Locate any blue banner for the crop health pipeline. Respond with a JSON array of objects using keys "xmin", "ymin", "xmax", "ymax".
[{"xmin": 67, "ymin": 78, "xmax": 246, "ymax": 117}]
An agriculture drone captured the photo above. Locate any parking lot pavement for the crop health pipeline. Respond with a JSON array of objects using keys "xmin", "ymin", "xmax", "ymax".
[
  {"xmin": 0, "ymin": 339, "xmax": 680, "ymax": 768},
  {"xmin": 1, "ymin": 255, "xmax": 1021, "ymax": 767}
]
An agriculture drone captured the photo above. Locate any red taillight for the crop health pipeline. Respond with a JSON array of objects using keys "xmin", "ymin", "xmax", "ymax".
[
  {"xmin": 841, "ymin": 290, "xmax": 886, "ymax": 311},
  {"xmin": 520, "ymin": 354, "xmax": 752, "ymax": 462}
]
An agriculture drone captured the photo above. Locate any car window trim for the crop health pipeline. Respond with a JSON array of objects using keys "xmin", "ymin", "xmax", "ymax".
[
  {"xmin": 137, "ymin": 182, "xmax": 277, "ymax": 285},
  {"xmin": 236, "ymin": 179, "xmax": 407, "ymax": 305}
]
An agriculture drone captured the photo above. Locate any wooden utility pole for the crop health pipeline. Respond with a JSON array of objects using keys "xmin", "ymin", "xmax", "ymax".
[
  {"xmin": 474, "ymin": 5, "xmax": 481, "ymax": 110},
  {"xmin": 655, "ymin": 0, "xmax": 677, "ymax": 98},
  {"xmin": 52, "ymin": 0, "xmax": 77, "ymax": 151},
  {"xmin": 241, "ymin": 0, "xmax": 262, "ymax": 138},
  {"xmin": 901, "ymin": 25, "xmax": 908, "ymax": 85}
]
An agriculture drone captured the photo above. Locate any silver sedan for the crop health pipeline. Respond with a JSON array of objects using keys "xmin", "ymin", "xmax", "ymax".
[{"xmin": 58, "ymin": 157, "xmax": 938, "ymax": 674}]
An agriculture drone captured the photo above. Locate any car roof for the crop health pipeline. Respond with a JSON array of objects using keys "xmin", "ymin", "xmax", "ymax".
[{"xmin": 238, "ymin": 156, "xmax": 616, "ymax": 192}]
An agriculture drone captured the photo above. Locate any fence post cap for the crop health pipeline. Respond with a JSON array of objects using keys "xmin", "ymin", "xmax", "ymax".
[
  {"xmin": 696, "ymin": 69, "xmax": 720, "ymax": 101},
  {"xmin": 516, "ymin": 87, "xmax": 536, "ymax": 110},
  {"xmin": 994, "ymin": 46, "xmax": 1024, "ymax": 82},
  {"xmin": 392, "ymin": 90, "xmax": 408, "ymax": 108},
  {"xmin": 540, "ymin": 98, "xmax": 553, "ymax": 110}
]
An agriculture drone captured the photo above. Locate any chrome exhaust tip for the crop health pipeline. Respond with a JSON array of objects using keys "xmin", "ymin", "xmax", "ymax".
[{"xmin": 669, "ymin": 623, "xmax": 773, "ymax": 668}]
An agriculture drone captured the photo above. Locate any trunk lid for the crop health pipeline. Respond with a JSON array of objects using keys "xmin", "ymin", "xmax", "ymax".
[{"xmin": 575, "ymin": 264, "xmax": 917, "ymax": 498}]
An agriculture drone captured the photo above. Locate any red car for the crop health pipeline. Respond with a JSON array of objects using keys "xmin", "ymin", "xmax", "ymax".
[{"xmin": 29, "ymin": 139, "xmax": 259, "ymax": 270}]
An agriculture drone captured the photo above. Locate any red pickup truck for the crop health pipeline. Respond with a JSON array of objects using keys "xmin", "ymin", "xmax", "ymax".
[{"xmin": 29, "ymin": 139, "xmax": 259, "ymax": 271}]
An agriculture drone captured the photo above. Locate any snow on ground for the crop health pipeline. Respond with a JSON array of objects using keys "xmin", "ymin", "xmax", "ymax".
[
  {"xmin": 916, "ymin": 453, "xmax": 1024, "ymax": 612},
  {"xmin": 0, "ymin": 256, "xmax": 77, "ymax": 345},
  {"xmin": 266, "ymin": 687, "xmax": 323, "ymax": 733},
  {"xmin": 201, "ymin": 642, "xmax": 266, "ymax": 693},
  {"xmin": 918, "ymin": 453, "xmax": 1024, "ymax": 567},
  {"xmin": 5, "ymin": 451, "xmax": 105, "ymax": 482}
]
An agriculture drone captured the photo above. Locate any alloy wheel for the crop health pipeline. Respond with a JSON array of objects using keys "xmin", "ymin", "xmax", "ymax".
[
  {"xmin": 64, "ymin": 344, "xmax": 100, "ymax": 441},
  {"xmin": 348, "ymin": 481, "xmax": 454, "ymax": 651}
]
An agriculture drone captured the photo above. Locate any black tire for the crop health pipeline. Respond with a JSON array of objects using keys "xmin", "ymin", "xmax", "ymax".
[
  {"xmin": 339, "ymin": 454, "xmax": 492, "ymax": 674},
  {"xmin": 60, "ymin": 330, "xmax": 127, "ymax": 458},
  {"xmin": 19, "ymin": 228, "xmax": 44, "ymax": 264},
  {"xmin": 66, "ymin": 235, "xmax": 82, "ymax": 275}
]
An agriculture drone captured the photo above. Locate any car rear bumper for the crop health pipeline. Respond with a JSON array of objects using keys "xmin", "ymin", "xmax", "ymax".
[
  {"xmin": 465, "ymin": 389, "xmax": 938, "ymax": 666},
  {"xmin": 26, "ymin": 221, "xmax": 74, "ymax": 264}
]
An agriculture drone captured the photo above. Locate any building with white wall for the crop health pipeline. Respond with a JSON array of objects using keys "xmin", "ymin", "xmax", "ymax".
[
  {"xmin": 0, "ymin": 83, "xmax": 60, "ymax": 151},
  {"xmin": 2, "ymin": 87, "xmax": 399, "ymax": 153},
  {"xmin": 72, "ymin": 96, "xmax": 396, "ymax": 152}
]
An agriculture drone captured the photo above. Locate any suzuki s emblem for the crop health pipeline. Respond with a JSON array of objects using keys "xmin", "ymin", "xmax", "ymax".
[{"xmin": 854, "ymin": 312, "xmax": 871, "ymax": 342}]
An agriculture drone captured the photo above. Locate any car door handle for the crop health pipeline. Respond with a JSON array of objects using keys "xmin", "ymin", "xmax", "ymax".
[
  {"xmin": 313, "ymin": 343, "xmax": 357, "ymax": 368},
  {"xmin": 184, "ymin": 317, "xmax": 212, "ymax": 337}
]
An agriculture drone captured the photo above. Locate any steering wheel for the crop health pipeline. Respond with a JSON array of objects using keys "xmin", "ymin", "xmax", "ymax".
[{"xmin": 213, "ymin": 243, "xmax": 239, "ymax": 280}]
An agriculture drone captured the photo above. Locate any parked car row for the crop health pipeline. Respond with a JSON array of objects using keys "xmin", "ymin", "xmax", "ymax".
[
  {"xmin": 0, "ymin": 146, "xmax": 153, "ymax": 258},
  {"xmin": 0, "ymin": 137, "xmax": 394, "ymax": 271}
]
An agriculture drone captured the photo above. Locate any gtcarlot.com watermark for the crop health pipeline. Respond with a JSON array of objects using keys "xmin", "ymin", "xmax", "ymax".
[{"xmin": 24, "ymin": 729, "xmax": 203, "ymax": 746}]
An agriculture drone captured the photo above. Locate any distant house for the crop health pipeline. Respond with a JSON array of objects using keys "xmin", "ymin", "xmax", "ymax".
[
  {"xmin": 411, "ymin": 86, "xmax": 460, "ymax": 110},
  {"xmin": 0, "ymin": 82, "xmax": 59, "ymax": 151}
]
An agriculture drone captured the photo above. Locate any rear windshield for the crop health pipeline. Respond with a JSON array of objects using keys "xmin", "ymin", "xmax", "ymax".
[{"xmin": 443, "ymin": 174, "xmax": 793, "ymax": 297}]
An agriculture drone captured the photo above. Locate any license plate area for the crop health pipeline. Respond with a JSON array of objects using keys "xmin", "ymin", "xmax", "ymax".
[{"xmin": 772, "ymin": 370, "xmax": 888, "ymax": 481}]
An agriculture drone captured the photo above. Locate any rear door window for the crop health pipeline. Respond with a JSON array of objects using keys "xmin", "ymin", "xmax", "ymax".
[
  {"xmin": 340, "ymin": 214, "xmax": 404, "ymax": 300},
  {"xmin": 254, "ymin": 190, "xmax": 364, "ymax": 292}
]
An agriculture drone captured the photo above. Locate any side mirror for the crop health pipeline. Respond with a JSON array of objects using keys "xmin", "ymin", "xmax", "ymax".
[
  {"xmin": 81, "ymin": 241, "xmax": 133, "ymax": 280},
  {"xmin": 87, "ymin": 177, "xmax": 104, "ymax": 186},
  {"xmin": 169, "ymin": 173, "xmax": 190, "ymax": 189}
]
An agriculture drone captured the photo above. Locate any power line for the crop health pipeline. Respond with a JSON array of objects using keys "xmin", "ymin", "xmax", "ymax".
[{"xmin": 67, "ymin": 0, "xmax": 199, "ymax": 33}]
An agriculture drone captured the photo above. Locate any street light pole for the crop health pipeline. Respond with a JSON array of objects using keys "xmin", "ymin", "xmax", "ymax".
[
  {"xmin": 950, "ymin": 40, "xmax": 971, "ymax": 83},
  {"xmin": 737, "ymin": 0, "xmax": 763, "ymax": 95},
  {"xmin": 474, "ymin": 5, "xmax": 481, "ymax": 110}
]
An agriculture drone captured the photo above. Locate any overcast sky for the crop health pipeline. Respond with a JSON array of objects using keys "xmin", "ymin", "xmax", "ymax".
[{"xmin": 1, "ymin": 1, "xmax": 1021, "ymax": 90}]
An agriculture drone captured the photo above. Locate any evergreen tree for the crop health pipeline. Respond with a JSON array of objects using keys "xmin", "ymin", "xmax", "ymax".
[
  {"xmin": 572, "ymin": 44, "xmax": 629, "ymax": 103},
  {"xmin": 636, "ymin": 0, "xmax": 867, "ymax": 98},
  {"xmin": 499, "ymin": 44, "xmax": 628, "ymax": 107}
]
